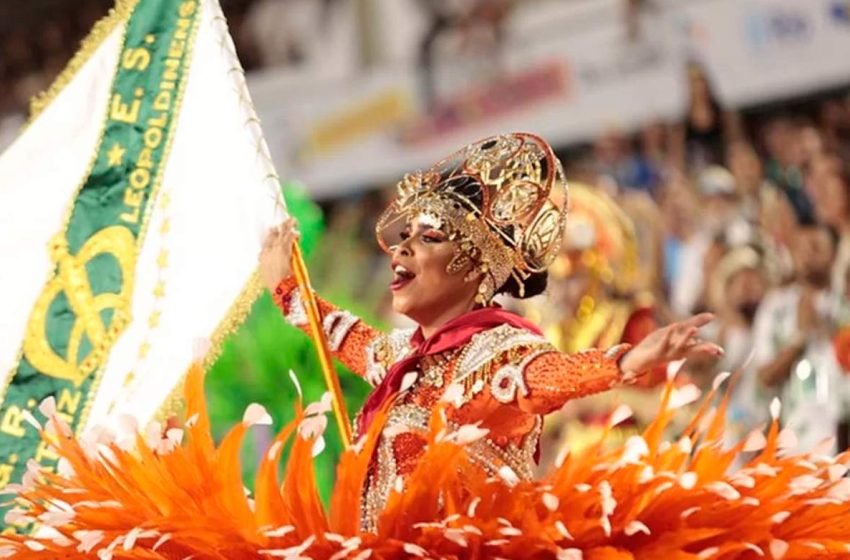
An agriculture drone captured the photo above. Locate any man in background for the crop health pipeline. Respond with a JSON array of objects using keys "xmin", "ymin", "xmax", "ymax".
[{"xmin": 752, "ymin": 222, "xmax": 847, "ymax": 452}]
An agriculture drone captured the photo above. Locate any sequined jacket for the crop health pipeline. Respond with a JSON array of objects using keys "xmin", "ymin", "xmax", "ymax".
[{"xmin": 272, "ymin": 277, "xmax": 631, "ymax": 531}]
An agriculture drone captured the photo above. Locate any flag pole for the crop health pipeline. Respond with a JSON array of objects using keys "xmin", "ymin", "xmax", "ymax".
[{"xmin": 290, "ymin": 243, "xmax": 353, "ymax": 449}]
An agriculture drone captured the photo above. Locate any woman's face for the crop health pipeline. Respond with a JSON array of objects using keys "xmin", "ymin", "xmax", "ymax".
[
  {"xmin": 389, "ymin": 216, "xmax": 480, "ymax": 325},
  {"xmin": 727, "ymin": 267, "xmax": 767, "ymax": 316},
  {"xmin": 727, "ymin": 142, "xmax": 762, "ymax": 191}
]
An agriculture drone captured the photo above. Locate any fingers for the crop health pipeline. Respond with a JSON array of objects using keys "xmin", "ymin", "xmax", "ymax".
[
  {"xmin": 262, "ymin": 218, "xmax": 300, "ymax": 250},
  {"xmin": 262, "ymin": 226, "xmax": 279, "ymax": 249},
  {"xmin": 679, "ymin": 312, "xmax": 715, "ymax": 330},
  {"xmin": 660, "ymin": 326, "xmax": 675, "ymax": 350},
  {"xmin": 672, "ymin": 326, "xmax": 698, "ymax": 354},
  {"xmin": 687, "ymin": 342, "xmax": 725, "ymax": 358}
]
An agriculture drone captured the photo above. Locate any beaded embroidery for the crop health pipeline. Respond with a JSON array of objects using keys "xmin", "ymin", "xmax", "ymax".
[
  {"xmin": 451, "ymin": 325, "xmax": 555, "ymax": 405},
  {"xmin": 272, "ymin": 279, "xmax": 631, "ymax": 535},
  {"xmin": 322, "ymin": 310, "xmax": 360, "ymax": 352},
  {"xmin": 490, "ymin": 349, "xmax": 549, "ymax": 404},
  {"xmin": 283, "ymin": 286, "xmax": 308, "ymax": 327},
  {"xmin": 360, "ymin": 403, "xmax": 544, "ymax": 532},
  {"xmin": 364, "ymin": 328, "xmax": 414, "ymax": 387}
]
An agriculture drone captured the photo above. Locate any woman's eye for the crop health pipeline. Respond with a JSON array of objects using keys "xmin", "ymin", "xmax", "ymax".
[
  {"xmin": 399, "ymin": 231, "xmax": 411, "ymax": 241},
  {"xmin": 423, "ymin": 234, "xmax": 444, "ymax": 243}
]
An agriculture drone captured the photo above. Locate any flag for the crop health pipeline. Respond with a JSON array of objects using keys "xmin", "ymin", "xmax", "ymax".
[{"xmin": 0, "ymin": 0, "xmax": 284, "ymax": 521}]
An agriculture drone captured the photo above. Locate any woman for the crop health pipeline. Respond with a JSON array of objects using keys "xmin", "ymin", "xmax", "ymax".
[
  {"xmin": 259, "ymin": 133, "xmax": 722, "ymax": 531},
  {"xmin": 670, "ymin": 63, "xmax": 739, "ymax": 172}
]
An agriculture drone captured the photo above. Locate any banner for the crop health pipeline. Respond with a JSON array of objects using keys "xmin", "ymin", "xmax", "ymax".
[
  {"xmin": 676, "ymin": 0, "xmax": 850, "ymax": 107},
  {"xmin": 246, "ymin": 0, "xmax": 850, "ymax": 199},
  {"xmin": 0, "ymin": 0, "xmax": 283, "ymax": 526},
  {"xmin": 252, "ymin": 6, "xmax": 684, "ymax": 199}
]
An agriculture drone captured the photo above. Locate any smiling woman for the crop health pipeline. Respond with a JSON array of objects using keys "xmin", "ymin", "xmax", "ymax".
[{"xmin": 259, "ymin": 132, "xmax": 722, "ymax": 532}]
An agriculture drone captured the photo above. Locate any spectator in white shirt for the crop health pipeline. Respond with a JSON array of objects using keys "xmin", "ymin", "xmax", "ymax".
[{"xmin": 752, "ymin": 221, "xmax": 847, "ymax": 453}]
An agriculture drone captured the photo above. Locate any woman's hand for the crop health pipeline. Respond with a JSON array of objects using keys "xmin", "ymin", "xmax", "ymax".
[
  {"xmin": 618, "ymin": 313, "xmax": 723, "ymax": 382},
  {"xmin": 259, "ymin": 218, "xmax": 299, "ymax": 292}
]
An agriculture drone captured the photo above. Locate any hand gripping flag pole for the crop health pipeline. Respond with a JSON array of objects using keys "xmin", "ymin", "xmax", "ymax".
[{"xmin": 290, "ymin": 243, "xmax": 353, "ymax": 448}]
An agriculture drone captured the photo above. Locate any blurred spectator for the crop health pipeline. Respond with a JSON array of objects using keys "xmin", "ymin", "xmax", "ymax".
[
  {"xmin": 635, "ymin": 120, "xmax": 667, "ymax": 196},
  {"xmin": 669, "ymin": 166, "xmax": 743, "ymax": 318},
  {"xmin": 417, "ymin": 0, "xmax": 515, "ymax": 108},
  {"xmin": 243, "ymin": 0, "xmax": 307, "ymax": 68},
  {"xmin": 659, "ymin": 177, "xmax": 695, "ymax": 300},
  {"xmin": 700, "ymin": 246, "xmax": 769, "ymax": 436},
  {"xmin": 671, "ymin": 62, "xmax": 738, "ymax": 172},
  {"xmin": 762, "ymin": 116, "xmax": 814, "ymax": 223},
  {"xmin": 811, "ymin": 161, "xmax": 850, "ymax": 295},
  {"xmin": 593, "ymin": 128, "xmax": 659, "ymax": 196},
  {"xmin": 756, "ymin": 185, "xmax": 797, "ymax": 285},
  {"xmin": 819, "ymin": 98, "xmax": 850, "ymax": 160},
  {"xmin": 707, "ymin": 246, "xmax": 768, "ymax": 370},
  {"xmin": 242, "ymin": 0, "xmax": 357, "ymax": 75},
  {"xmin": 726, "ymin": 140, "xmax": 773, "ymax": 223},
  {"xmin": 752, "ymin": 222, "xmax": 847, "ymax": 453},
  {"xmin": 620, "ymin": 189, "xmax": 665, "ymax": 295}
]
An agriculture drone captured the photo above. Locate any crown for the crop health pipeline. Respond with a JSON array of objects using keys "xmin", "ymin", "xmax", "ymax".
[{"xmin": 375, "ymin": 133, "xmax": 569, "ymax": 298}]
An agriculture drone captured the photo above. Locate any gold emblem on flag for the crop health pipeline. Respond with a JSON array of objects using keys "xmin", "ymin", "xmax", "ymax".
[{"xmin": 22, "ymin": 227, "xmax": 136, "ymax": 387}]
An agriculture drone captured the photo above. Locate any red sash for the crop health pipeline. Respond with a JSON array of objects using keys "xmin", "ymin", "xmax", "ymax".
[{"xmin": 357, "ymin": 307, "xmax": 543, "ymax": 434}]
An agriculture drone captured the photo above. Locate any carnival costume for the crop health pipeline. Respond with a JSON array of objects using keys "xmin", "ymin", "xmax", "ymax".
[
  {"xmin": 4, "ymin": 135, "xmax": 850, "ymax": 559},
  {"xmin": 271, "ymin": 134, "xmax": 632, "ymax": 531}
]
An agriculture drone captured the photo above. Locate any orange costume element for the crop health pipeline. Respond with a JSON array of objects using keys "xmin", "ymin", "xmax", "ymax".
[
  {"xmin": 6, "ymin": 362, "xmax": 850, "ymax": 558},
  {"xmin": 272, "ymin": 275, "xmax": 631, "ymax": 531}
]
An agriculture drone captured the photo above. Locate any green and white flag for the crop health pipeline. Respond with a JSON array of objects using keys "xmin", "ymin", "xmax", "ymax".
[{"xmin": 0, "ymin": 0, "xmax": 284, "ymax": 517}]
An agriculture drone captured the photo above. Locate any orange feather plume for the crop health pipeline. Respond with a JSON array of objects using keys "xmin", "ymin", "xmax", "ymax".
[{"xmin": 3, "ymin": 363, "xmax": 850, "ymax": 559}]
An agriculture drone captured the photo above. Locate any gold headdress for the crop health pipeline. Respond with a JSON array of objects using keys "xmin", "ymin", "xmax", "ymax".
[{"xmin": 375, "ymin": 133, "xmax": 568, "ymax": 302}]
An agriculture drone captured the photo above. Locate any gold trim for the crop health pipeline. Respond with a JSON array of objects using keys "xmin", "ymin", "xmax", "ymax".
[
  {"xmin": 154, "ymin": 271, "xmax": 265, "ymax": 422},
  {"xmin": 27, "ymin": 0, "xmax": 138, "ymax": 125},
  {"xmin": 78, "ymin": 0, "xmax": 205, "ymax": 433},
  {"xmin": 0, "ymin": 0, "xmax": 137, "ymax": 407}
]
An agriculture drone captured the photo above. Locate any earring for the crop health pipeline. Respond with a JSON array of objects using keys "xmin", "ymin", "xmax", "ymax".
[
  {"xmin": 447, "ymin": 245, "xmax": 473, "ymax": 275},
  {"xmin": 474, "ymin": 275, "xmax": 495, "ymax": 306}
]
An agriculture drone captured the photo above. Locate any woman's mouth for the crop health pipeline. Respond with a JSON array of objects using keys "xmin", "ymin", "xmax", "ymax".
[{"xmin": 390, "ymin": 264, "xmax": 415, "ymax": 291}]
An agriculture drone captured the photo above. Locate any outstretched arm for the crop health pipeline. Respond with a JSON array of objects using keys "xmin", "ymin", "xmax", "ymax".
[
  {"xmin": 514, "ymin": 313, "xmax": 723, "ymax": 415},
  {"xmin": 260, "ymin": 219, "xmax": 381, "ymax": 378},
  {"xmin": 515, "ymin": 345, "xmax": 632, "ymax": 415}
]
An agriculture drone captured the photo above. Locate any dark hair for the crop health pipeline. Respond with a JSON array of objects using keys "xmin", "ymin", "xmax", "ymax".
[
  {"xmin": 797, "ymin": 219, "xmax": 839, "ymax": 246},
  {"xmin": 497, "ymin": 270, "xmax": 548, "ymax": 299}
]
